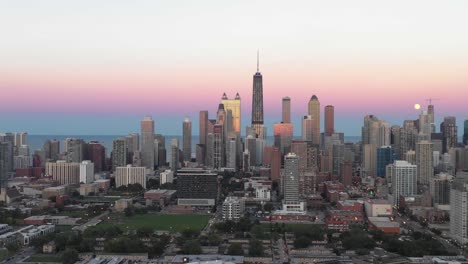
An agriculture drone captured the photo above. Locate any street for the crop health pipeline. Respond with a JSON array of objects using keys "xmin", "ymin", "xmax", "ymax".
[{"xmin": 2, "ymin": 247, "xmax": 35, "ymax": 264}]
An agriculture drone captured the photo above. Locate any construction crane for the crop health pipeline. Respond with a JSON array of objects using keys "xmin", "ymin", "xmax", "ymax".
[{"xmin": 426, "ymin": 98, "xmax": 441, "ymax": 105}]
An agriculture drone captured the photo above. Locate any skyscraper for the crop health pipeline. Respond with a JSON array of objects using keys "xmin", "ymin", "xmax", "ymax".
[
  {"xmin": 377, "ymin": 146, "xmax": 394, "ymax": 177},
  {"xmin": 386, "ymin": 160, "xmax": 417, "ymax": 206},
  {"xmin": 307, "ymin": 95, "xmax": 320, "ymax": 145},
  {"xmin": 251, "ymin": 51, "xmax": 264, "ymax": 137},
  {"xmin": 274, "ymin": 122, "xmax": 293, "ymax": 155},
  {"xmin": 170, "ymin": 138, "xmax": 179, "ymax": 172},
  {"xmin": 86, "ymin": 141, "xmax": 105, "ymax": 172},
  {"xmin": 183, "ymin": 117, "xmax": 192, "ymax": 162},
  {"xmin": 302, "ymin": 115, "xmax": 313, "ymax": 142},
  {"xmin": 416, "ymin": 140, "xmax": 434, "ymax": 185},
  {"xmin": 112, "ymin": 138, "xmax": 127, "ymax": 171},
  {"xmin": 463, "ymin": 120, "xmax": 468, "ymax": 145},
  {"xmin": 362, "ymin": 115, "xmax": 390, "ymax": 147},
  {"xmin": 79, "ymin": 160, "xmax": 94, "ymax": 184},
  {"xmin": 282, "ymin": 97, "xmax": 291, "ymax": 123},
  {"xmin": 324, "ymin": 105, "xmax": 334, "ymax": 136},
  {"xmin": 199, "ymin": 111, "xmax": 209, "ymax": 146},
  {"xmin": 441, "ymin": 116, "xmax": 457, "ymax": 153},
  {"xmin": 282, "ymin": 153, "xmax": 304, "ymax": 211},
  {"xmin": 283, "ymin": 153, "xmax": 299, "ymax": 203},
  {"xmin": 221, "ymin": 93, "xmax": 241, "ymax": 135},
  {"xmin": 450, "ymin": 173, "xmax": 468, "ymax": 245},
  {"xmin": 65, "ymin": 138, "xmax": 85, "ymax": 163},
  {"xmin": 141, "ymin": 116, "xmax": 155, "ymax": 169}
]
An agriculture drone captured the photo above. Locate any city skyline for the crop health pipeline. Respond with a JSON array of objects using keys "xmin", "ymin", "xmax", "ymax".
[{"xmin": 1, "ymin": 1, "xmax": 468, "ymax": 135}]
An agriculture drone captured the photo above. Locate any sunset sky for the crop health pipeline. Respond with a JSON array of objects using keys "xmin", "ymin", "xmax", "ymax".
[{"xmin": 1, "ymin": 0, "xmax": 467, "ymax": 135}]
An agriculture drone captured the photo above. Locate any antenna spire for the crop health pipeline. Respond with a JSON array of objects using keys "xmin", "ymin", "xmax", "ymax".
[{"xmin": 257, "ymin": 49, "xmax": 259, "ymax": 72}]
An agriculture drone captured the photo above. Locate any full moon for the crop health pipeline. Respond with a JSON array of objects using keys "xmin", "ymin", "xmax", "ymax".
[{"xmin": 414, "ymin": 104, "xmax": 421, "ymax": 110}]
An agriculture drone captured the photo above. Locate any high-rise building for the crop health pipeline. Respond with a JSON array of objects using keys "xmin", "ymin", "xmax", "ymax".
[
  {"xmin": 176, "ymin": 169, "xmax": 218, "ymax": 205},
  {"xmin": 170, "ymin": 138, "xmax": 179, "ymax": 172},
  {"xmin": 213, "ymin": 124, "xmax": 224, "ymax": 169},
  {"xmin": 222, "ymin": 196, "xmax": 245, "ymax": 221},
  {"xmin": 363, "ymin": 144, "xmax": 377, "ymax": 177},
  {"xmin": 0, "ymin": 134, "xmax": 14, "ymax": 173},
  {"xmin": 0, "ymin": 143, "xmax": 10, "ymax": 191},
  {"xmin": 182, "ymin": 117, "xmax": 192, "ymax": 162},
  {"xmin": 430, "ymin": 173, "xmax": 453, "ymax": 205},
  {"xmin": 416, "ymin": 140, "xmax": 434, "ymax": 185},
  {"xmin": 155, "ymin": 134, "xmax": 166, "ymax": 166},
  {"xmin": 245, "ymin": 135, "xmax": 256, "ymax": 167},
  {"xmin": 79, "ymin": 160, "xmax": 94, "ymax": 184},
  {"xmin": 463, "ymin": 120, "xmax": 468, "ymax": 145},
  {"xmin": 282, "ymin": 153, "xmax": 299, "ymax": 203},
  {"xmin": 115, "ymin": 165, "xmax": 147, "ymax": 189},
  {"xmin": 362, "ymin": 115, "xmax": 390, "ymax": 147},
  {"xmin": 251, "ymin": 51, "xmax": 264, "ymax": 137},
  {"xmin": 86, "ymin": 142, "xmax": 105, "ymax": 173},
  {"xmin": 324, "ymin": 105, "xmax": 334, "ymax": 136},
  {"xmin": 274, "ymin": 122, "xmax": 293, "ymax": 155},
  {"xmin": 43, "ymin": 140, "xmax": 60, "ymax": 161},
  {"xmin": 271, "ymin": 147, "xmax": 281, "ymax": 181},
  {"xmin": 46, "ymin": 161, "xmax": 80, "ymax": 185},
  {"xmin": 222, "ymin": 93, "xmax": 241, "ymax": 135},
  {"xmin": 450, "ymin": 172, "xmax": 468, "ymax": 245},
  {"xmin": 427, "ymin": 104, "xmax": 435, "ymax": 133},
  {"xmin": 441, "ymin": 116, "xmax": 457, "ymax": 153},
  {"xmin": 65, "ymin": 138, "xmax": 85, "ymax": 163},
  {"xmin": 112, "ymin": 138, "xmax": 127, "ymax": 171},
  {"xmin": 386, "ymin": 160, "xmax": 417, "ymax": 206},
  {"xmin": 282, "ymin": 153, "xmax": 304, "ymax": 211},
  {"xmin": 418, "ymin": 110, "xmax": 431, "ymax": 136},
  {"xmin": 140, "ymin": 116, "xmax": 155, "ymax": 169},
  {"xmin": 307, "ymin": 95, "xmax": 320, "ymax": 145},
  {"xmin": 332, "ymin": 143, "xmax": 345, "ymax": 176},
  {"xmin": 226, "ymin": 137, "xmax": 237, "ymax": 169},
  {"xmin": 377, "ymin": 146, "xmax": 394, "ymax": 177},
  {"xmin": 302, "ymin": 115, "xmax": 314, "ymax": 142},
  {"xmin": 340, "ymin": 160, "xmax": 353, "ymax": 187},
  {"xmin": 291, "ymin": 141, "xmax": 307, "ymax": 172},
  {"xmin": 199, "ymin": 111, "xmax": 209, "ymax": 146},
  {"xmin": 282, "ymin": 97, "xmax": 291, "ymax": 123},
  {"xmin": 125, "ymin": 133, "xmax": 139, "ymax": 158}
]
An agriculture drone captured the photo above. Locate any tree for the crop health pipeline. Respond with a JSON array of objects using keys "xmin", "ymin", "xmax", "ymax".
[
  {"xmin": 61, "ymin": 249, "xmax": 79, "ymax": 264},
  {"xmin": 248, "ymin": 239, "xmax": 264, "ymax": 257},
  {"xmin": 181, "ymin": 240, "xmax": 202, "ymax": 254},
  {"xmin": 137, "ymin": 226, "xmax": 154, "ymax": 237},
  {"xmin": 263, "ymin": 203, "xmax": 274, "ymax": 212},
  {"xmin": 250, "ymin": 225, "xmax": 267, "ymax": 240},
  {"xmin": 227, "ymin": 243, "xmax": 244, "ymax": 255},
  {"xmin": 124, "ymin": 207, "xmax": 134, "ymax": 217},
  {"xmin": 294, "ymin": 236, "xmax": 311, "ymax": 249}
]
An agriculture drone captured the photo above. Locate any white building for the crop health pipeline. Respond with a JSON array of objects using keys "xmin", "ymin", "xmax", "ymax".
[
  {"xmin": 450, "ymin": 173, "xmax": 468, "ymax": 245},
  {"xmin": 79, "ymin": 160, "xmax": 95, "ymax": 184},
  {"xmin": 364, "ymin": 199, "xmax": 393, "ymax": 217},
  {"xmin": 115, "ymin": 165, "xmax": 147, "ymax": 189},
  {"xmin": 386, "ymin": 160, "xmax": 417, "ymax": 206},
  {"xmin": 0, "ymin": 225, "xmax": 55, "ymax": 246},
  {"xmin": 160, "ymin": 170, "xmax": 174, "ymax": 185},
  {"xmin": 222, "ymin": 196, "xmax": 245, "ymax": 221}
]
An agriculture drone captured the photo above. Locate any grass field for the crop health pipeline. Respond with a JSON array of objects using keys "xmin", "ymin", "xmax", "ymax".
[
  {"xmin": 98, "ymin": 214, "xmax": 210, "ymax": 233},
  {"xmin": 26, "ymin": 254, "xmax": 61, "ymax": 263}
]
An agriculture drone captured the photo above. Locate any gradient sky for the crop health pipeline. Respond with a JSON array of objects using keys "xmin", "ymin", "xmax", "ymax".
[{"xmin": 1, "ymin": 0, "xmax": 467, "ymax": 136}]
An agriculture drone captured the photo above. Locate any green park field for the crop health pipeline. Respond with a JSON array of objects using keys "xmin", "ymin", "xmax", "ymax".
[{"xmin": 99, "ymin": 214, "xmax": 210, "ymax": 233}]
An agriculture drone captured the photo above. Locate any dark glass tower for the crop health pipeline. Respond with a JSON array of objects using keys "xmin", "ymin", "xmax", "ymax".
[
  {"xmin": 251, "ymin": 51, "xmax": 264, "ymax": 137},
  {"xmin": 463, "ymin": 120, "xmax": 468, "ymax": 145}
]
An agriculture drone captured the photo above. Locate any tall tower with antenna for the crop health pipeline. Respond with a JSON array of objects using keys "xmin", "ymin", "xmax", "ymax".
[{"xmin": 251, "ymin": 50, "xmax": 264, "ymax": 137}]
